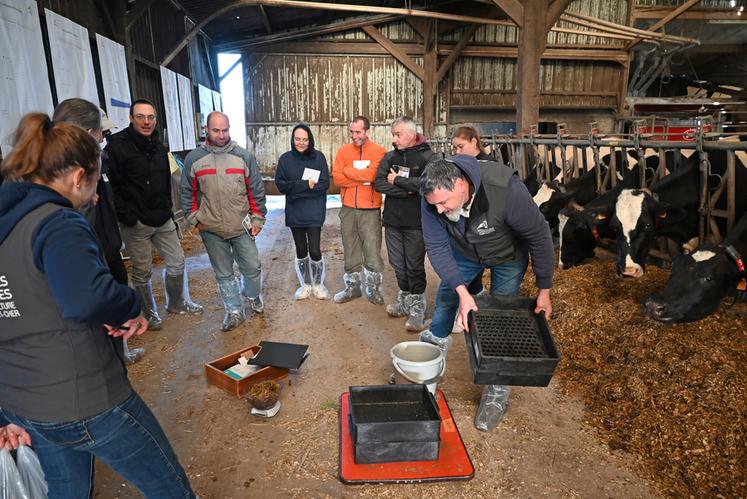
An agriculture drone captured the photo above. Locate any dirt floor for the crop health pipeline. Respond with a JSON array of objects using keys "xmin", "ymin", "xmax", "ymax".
[{"xmin": 93, "ymin": 202, "xmax": 745, "ymax": 498}]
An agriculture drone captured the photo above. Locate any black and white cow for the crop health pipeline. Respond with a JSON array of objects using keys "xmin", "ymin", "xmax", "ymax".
[
  {"xmin": 645, "ymin": 211, "xmax": 747, "ymax": 323},
  {"xmin": 613, "ymin": 150, "xmax": 746, "ymax": 278},
  {"xmin": 533, "ymin": 164, "xmax": 604, "ymax": 230}
]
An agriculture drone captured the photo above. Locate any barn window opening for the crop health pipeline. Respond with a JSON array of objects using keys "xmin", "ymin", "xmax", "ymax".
[{"xmin": 218, "ymin": 53, "xmax": 247, "ymax": 149}]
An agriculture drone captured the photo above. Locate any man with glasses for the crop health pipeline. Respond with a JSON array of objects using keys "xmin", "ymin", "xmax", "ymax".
[
  {"xmin": 181, "ymin": 112, "xmax": 267, "ymax": 331},
  {"xmin": 331, "ymin": 116, "xmax": 387, "ymax": 304},
  {"xmin": 105, "ymin": 99, "xmax": 203, "ymax": 330}
]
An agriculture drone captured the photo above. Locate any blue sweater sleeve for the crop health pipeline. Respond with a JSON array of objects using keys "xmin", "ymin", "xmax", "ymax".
[
  {"xmin": 32, "ymin": 211, "xmax": 141, "ymax": 326},
  {"xmin": 504, "ymin": 176, "xmax": 555, "ymax": 289},
  {"xmin": 421, "ymin": 198, "xmax": 465, "ymax": 290}
]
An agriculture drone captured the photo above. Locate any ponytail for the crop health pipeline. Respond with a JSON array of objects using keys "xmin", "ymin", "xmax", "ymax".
[
  {"xmin": 451, "ymin": 126, "xmax": 485, "ymax": 155},
  {"xmin": 0, "ymin": 113, "xmax": 100, "ymax": 183}
]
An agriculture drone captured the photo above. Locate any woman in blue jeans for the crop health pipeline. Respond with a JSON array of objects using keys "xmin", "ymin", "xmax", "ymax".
[{"xmin": 0, "ymin": 113, "xmax": 194, "ymax": 498}]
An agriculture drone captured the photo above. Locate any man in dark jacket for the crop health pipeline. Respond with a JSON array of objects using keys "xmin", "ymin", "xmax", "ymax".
[
  {"xmin": 105, "ymin": 99, "xmax": 203, "ymax": 330},
  {"xmin": 420, "ymin": 155, "xmax": 554, "ymax": 352},
  {"xmin": 53, "ymin": 98, "xmax": 145, "ymax": 364},
  {"xmin": 375, "ymin": 117, "xmax": 436, "ymax": 331}
]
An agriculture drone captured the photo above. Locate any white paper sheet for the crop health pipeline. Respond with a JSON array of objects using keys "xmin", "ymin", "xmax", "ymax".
[
  {"xmin": 353, "ymin": 160, "xmax": 370, "ymax": 170},
  {"xmin": 301, "ymin": 168, "xmax": 320, "ymax": 183},
  {"xmin": 0, "ymin": 0, "xmax": 54, "ymax": 155},
  {"xmin": 44, "ymin": 9, "xmax": 98, "ymax": 105},
  {"xmin": 212, "ymin": 90, "xmax": 222, "ymax": 112},
  {"xmin": 159, "ymin": 66, "xmax": 183, "ymax": 151},
  {"xmin": 95, "ymin": 34, "xmax": 130, "ymax": 132},
  {"xmin": 177, "ymin": 74, "xmax": 196, "ymax": 150},
  {"xmin": 198, "ymin": 84, "xmax": 213, "ymax": 131}
]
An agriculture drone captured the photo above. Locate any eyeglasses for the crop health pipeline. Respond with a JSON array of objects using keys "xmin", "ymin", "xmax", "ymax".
[
  {"xmin": 133, "ymin": 114, "xmax": 156, "ymax": 122},
  {"xmin": 293, "ymin": 137, "xmax": 309, "ymax": 143}
]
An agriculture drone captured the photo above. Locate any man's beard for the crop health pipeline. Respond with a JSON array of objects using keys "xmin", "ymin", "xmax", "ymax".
[{"xmin": 444, "ymin": 210, "xmax": 461, "ymax": 222}]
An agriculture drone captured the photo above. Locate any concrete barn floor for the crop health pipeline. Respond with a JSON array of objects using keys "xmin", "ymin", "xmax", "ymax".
[{"xmin": 93, "ymin": 200, "xmax": 660, "ymax": 498}]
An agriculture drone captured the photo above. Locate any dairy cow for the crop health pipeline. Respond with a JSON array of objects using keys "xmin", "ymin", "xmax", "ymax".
[
  {"xmin": 645, "ymin": 211, "xmax": 747, "ymax": 323},
  {"xmin": 613, "ymin": 150, "xmax": 746, "ymax": 278}
]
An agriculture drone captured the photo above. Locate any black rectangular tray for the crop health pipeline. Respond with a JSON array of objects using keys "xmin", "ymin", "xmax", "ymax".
[
  {"xmin": 354, "ymin": 440, "xmax": 440, "ymax": 464},
  {"xmin": 466, "ymin": 295, "xmax": 560, "ymax": 386},
  {"xmin": 348, "ymin": 385, "xmax": 441, "ymax": 444},
  {"xmin": 248, "ymin": 341, "xmax": 309, "ymax": 370}
]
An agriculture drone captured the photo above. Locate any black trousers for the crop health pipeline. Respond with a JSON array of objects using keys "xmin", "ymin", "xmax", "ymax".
[
  {"xmin": 385, "ymin": 226, "xmax": 426, "ymax": 294},
  {"xmin": 290, "ymin": 227, "xmax": 322, "ymax": 261},
  {"xmin": 106, "ymin": 252, "xmax": 129, "ymax": 285}
]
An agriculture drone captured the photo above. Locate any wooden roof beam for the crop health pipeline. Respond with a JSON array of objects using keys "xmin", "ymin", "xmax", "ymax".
[
  {"xmin": 258, "ymin": 5, "xmax": 273, "ymax": 34},
  {"xmin": 545, "ymin": 0, "xmax": 574, "ymax": 32},
  {"xmin": 361, "ymin": 25, "xmax": 425, "ymax": 81},
  {"xmin": 436, "ymin": 24, "xmax": 478, "ymax": 82},
  {"xmin": 491, "ymin": 0, "xmax": 523, "ymax": 26},
  {"xmin": 161, "ymin": 0, "xmax": 524, "ymax": 66},
  {"xmin": 627, "ymin": 0, "xmax": 701, "ymax": 50}
]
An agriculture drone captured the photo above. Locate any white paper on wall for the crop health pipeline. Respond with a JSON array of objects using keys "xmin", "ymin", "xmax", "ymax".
[
  {"xmin": 0, "ymin": 0, "xmax": 54, "ymax": 155},
  {"xmin": 44, "ymin": 9, "xmax": 98, "ymax": 105},
  {"xmin": 159, "ymin": 66, "xmax": 183, "ymax": 152},
  {"xmin": 212, "ymin": 90, "xmax": 222, "ymax": 112},
  {"xmin": 177, "ymin": 74, "xmax": 196, "ymax": 150},
  {"xmin": 95, "ymin": 33, "xmax": 130, "ymax": 131},
  {"xmin": 198, "ymin": 84, "xmax": 213, "ymax": 131}
]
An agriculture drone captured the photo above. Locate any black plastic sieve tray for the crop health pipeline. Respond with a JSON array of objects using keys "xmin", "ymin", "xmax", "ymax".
[{"xmin": 466, "ymin": 295, "xmax": 560, "ymax": 386}]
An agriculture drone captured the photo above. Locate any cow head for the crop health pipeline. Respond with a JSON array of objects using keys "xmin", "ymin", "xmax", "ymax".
[
  {"xmin": 558, "ymin": 206, "xmax": 599, "ymax": 269},
  {"xmin": 645, "ymin": 247, "xmax": 743, "ymax": 323},
  {"xmin": 533, "ymin": 182, "xmax": 569, "ymax": 230},
  {"xmin": 612, "ymin": 189, "xmax": 679, "ymax": 278}
]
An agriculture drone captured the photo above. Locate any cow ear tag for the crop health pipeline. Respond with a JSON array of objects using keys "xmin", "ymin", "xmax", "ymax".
[
  {"xmin": 595, "ymin": 213, "xmax": 607, "ymax": 221},
  {"xmin": 658, "ymin": 211, "xmax": 668, "ymax": 219},
  {"xmin": 737, "ymin": 279, "xmax": 746, "ymax": 291}
]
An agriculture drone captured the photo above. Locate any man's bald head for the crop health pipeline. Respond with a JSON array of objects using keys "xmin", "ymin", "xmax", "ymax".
[{"xmin": 206, "ymin": 112, "xmax": 231, "ymax": 147}]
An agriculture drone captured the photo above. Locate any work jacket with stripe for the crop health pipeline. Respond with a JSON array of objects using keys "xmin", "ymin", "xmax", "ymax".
[{"xmin": 181, "ymin": 141, "xmax": 267, "ymax": 239}]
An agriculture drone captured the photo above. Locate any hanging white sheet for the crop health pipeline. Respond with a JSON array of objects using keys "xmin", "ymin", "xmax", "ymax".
[
  {"xmin": 44, "ymin": 9, "xmax": 98, "ymax": 105},
  {"xmin": 159, "ymin": 66, "xmax": 184, "ymax": 152},
  {"xmin": 0, "ymin": 0, "xmax": 54, "ymax": 155},
  {"xmin": 95, "ymin": 33, "xmax": 131, "ymax": 131}
]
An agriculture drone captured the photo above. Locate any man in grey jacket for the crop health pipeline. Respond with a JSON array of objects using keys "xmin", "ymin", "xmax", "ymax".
[{"xmin": 181, "ymin": 112, "xmax": 267, "ymax": 331}]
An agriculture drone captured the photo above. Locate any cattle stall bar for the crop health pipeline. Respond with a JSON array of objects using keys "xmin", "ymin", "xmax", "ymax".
[{"xmin": 436, "ymin": 129, "xmax": 747, "ymax": 245}]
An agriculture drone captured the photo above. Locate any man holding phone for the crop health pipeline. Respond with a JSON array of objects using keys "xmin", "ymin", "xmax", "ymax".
[
  {"xmin": 181, "ymin": 112, "xmax": 267, "ymax": 331},
  {"xmin": 375, "ymin": 117, "xmax": 437, "ymax": 331}
]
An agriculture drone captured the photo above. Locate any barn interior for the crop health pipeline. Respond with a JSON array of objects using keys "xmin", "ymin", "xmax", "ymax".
[{"xmin": 1, "ymin": 1, "xmax": 746, "ymax": 498}]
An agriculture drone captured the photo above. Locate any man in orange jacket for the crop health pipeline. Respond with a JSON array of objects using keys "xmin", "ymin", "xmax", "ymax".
[{"xmin": 331, "ymin": 116, "xmax": 387, "ymax": 304}]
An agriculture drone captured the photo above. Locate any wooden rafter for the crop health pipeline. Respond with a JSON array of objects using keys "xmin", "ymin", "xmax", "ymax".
[
  {"xmin": 361, "ymin": 25, "xmax": 425, "ymax": 81},
  {"xmin": 161, "ymin": 0, "xmax": 525, "ymax": 66},
  {"xmin": 436, "ymin": 25, "xmax": 478, "ymax": 82},
  {"xmin": 125, "ymin": 0, "xmax": 157, "ymax": 29},
  {"xmin": 491, "ymin": 0, "xmax": 523, "ymax": 27},
  {"xmin": 545, "ymin": 0, "xmax": 574, "ymax": 32},
  {"xmin": 627, "ymin": 0, "xmax": 701, "ymax": 49},
  {"xmin": 216, "ymin": 14, "xmax": 401, "ymax": 51},
  {"xmin": 258, "ymin": 5, "xmax": 273, "ymax": 34}
]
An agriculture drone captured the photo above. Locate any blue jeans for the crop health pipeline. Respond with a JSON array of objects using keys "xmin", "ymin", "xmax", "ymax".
[
  {"xmin": 430, "ymin": 250, "xmax": 529, "ymax": 338},
  {"xmin": 0, "ymin": 392, "xmax": 194, "ymax": 499},
  {"xmin": 200, "ymin": 230, "xmax": 262, "ymax": 313}
]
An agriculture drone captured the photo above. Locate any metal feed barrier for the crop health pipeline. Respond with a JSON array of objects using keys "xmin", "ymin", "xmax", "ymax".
[{"xmin": 434, "ymin": 118, "xmax": 746, "ymax": 247}]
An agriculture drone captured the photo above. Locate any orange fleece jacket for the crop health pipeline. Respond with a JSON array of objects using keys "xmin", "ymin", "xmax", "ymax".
[{"xmin": 332, "ymin": 140, "xmax": 387, "ymax": 209}]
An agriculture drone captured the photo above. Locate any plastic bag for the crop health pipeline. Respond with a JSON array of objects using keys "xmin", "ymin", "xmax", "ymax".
[
  {"xmin": 0, "ymin": 449, "xmax": 28, "ymax": 499},
  {"xmin": 474, "ymin": 385, "xmax": 511, "ymax": 432},
  {"xmin": 16, "ymin": 446, "xmax": 47, "ymax": 499}
]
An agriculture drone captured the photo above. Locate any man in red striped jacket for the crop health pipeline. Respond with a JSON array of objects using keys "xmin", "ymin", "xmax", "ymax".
[{"xmin": 181, "ymin": 112, "xmax": 267, "ymax": 332}]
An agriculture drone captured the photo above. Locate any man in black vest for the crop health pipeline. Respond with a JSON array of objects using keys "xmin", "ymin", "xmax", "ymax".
[{"xmin": 419, "ymin": 155, "xmax": 554, "ymax": 352}]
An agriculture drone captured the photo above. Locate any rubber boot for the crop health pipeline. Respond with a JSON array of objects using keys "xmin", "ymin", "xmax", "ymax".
[
  {"xmin": 362, "ymin": 268, "xmax": 384, "ymax": 305},
  {"xmin": 405, "ymin": 293, "xmax": 426, "ymax": 331},
  {"xmin": 165, "ymin": 272, "xmax": 204, "ymax": 314},
  {"xmin": 123, "ymin": 339, "xmax": 145, "ymax": 365},
  {"xmin": 333, "ymin": 272, "xmax": 362, "ymax": 303},
  {"xmin": 310, "ymin": 257, "xmax": 330, "ymax": 300},
  {"xmin": 294, "ymin": 257, "xmax": 312, "ymax": 300},
  {"xmin": 134, "ymin": 282, "xmax": 163, "ymax": 330},
  {"xmin": 221, "ymin": 310, "xmax": 246, "ymax": 332},
  {"xmin": 386, "ymin": 290, "xmax": 410, "ymax": 317}
]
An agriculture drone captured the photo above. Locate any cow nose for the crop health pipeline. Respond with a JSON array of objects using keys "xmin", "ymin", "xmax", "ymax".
[
  {"xmin": 621, "ymin": 265, "xmax": 644, "ymax": 278},
  {"xmin": 645, "ymin": 298, "xmax": 668, "ymax": 319}
]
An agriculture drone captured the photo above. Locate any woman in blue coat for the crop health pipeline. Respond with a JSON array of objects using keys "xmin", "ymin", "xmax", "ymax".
[{"xmin": 275, "ymin": 124, "xmax": 330, "ymax": 299}]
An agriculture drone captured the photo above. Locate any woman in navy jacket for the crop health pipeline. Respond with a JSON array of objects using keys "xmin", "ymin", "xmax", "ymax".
[{"xmin": 275, "ymin": 124, "xmax": 330, "ymax": 299}]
